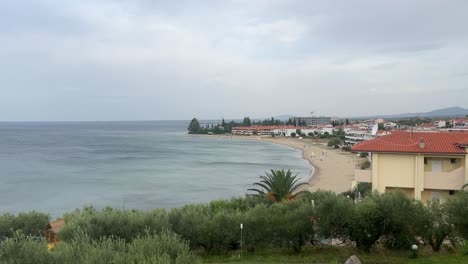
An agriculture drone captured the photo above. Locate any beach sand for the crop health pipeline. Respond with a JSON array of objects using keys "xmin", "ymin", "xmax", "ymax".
[
  {"xmin": 204, "ymin": 135, "xmax": 357, "ymax": 193},
  {"xmin": 259, "ymin": 137, "xmax": 356, "ymax": 193}
]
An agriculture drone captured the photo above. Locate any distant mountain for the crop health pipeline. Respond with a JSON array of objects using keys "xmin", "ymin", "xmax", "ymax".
[{"xmin": 353, "ymin": 107, "xmax": 468, "ymax": 119}]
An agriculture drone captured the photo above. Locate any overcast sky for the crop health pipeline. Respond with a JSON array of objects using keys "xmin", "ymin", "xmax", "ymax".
[{"xmin": 1, "ymin": 0, "xmax": 467, "ymax": 121}]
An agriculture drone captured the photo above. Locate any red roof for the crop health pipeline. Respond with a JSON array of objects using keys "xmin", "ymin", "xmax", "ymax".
[
  {"xmin": 232, "ymin": 125, "xmax": 299, "ymax": 130},
  {"xmin": 352, "ymin": 131, "xmax": 468, "ymax": 154}
]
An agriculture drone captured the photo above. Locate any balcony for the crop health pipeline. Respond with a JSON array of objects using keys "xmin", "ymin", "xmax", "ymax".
[
  {"xmin": 424, "ymin": 167, "xmax": 465, "ymax": 190},
  {"xmin": 354, "ymin": 169, "xmax": 372, "ymax": 183}
]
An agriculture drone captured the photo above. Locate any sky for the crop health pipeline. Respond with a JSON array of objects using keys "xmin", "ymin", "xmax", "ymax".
[{"xmin": 1, "ymin": 0, "xmax": 467, "ymax": 121}]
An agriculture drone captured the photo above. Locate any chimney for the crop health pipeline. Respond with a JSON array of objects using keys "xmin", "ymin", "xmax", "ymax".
[{"xmin": 419, "ymin": 137, "xmax": 425, "ymax": 149}]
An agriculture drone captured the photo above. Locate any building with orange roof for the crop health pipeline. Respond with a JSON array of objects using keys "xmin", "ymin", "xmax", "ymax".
[{"xmin": 352, "ymin": 131, "xmax": 468, "ymax": 202}]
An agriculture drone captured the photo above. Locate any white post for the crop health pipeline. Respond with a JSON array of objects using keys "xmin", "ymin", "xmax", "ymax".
[{"xmin": 240, "ymin": 223, "xmax": 243, "ymax": 259}]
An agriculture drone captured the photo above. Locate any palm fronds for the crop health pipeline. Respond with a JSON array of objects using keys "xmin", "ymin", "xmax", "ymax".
[{"xmin": 248, "ymin": 169, "xmax": 309, "ymax": 202}]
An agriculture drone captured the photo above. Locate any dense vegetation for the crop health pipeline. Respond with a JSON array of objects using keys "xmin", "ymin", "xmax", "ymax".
[
  {"xmin": 187, "ymin": 117, "xmax": 299, "ymax": 134},
  {"xmin": 0, "ymin": 190, "xmax": 467, "ymax": 262}
]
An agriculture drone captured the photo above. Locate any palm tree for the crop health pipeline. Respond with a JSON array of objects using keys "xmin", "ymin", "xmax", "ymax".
[{"xmin": 248, "ymin": 169, "xmax": 308, "ymax": 202}]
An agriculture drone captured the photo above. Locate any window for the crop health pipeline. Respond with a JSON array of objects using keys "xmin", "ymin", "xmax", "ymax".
[
  {"xmin": 450, "ymin": 158, "xmax": 456, "ymax": 164},
  {"xmin": 424, "ymin": 158, "xmax": 428, "ymax": 165},
  {"xmin": 449, "ymin": 190, "xmax": 455, "ymax": 195}
]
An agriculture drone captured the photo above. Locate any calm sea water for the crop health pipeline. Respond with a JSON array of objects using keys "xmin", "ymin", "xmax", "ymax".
[{"xmin": 0, "ymin": 121, "xmax": 311, "ymax": 217}]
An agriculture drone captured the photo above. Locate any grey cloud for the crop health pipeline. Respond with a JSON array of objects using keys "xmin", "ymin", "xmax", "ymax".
[{"xmin": 0, "ymin": 0, "xmax": 467, "ymax": 121}]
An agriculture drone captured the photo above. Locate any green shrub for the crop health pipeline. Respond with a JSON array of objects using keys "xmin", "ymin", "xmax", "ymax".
[
  {"xmin": 360, "ymin": 152, "xmax": 368, "ymax": 158},
  {"xmin": 243, "ymin": 201, "xmax": 314, "ymax": 252},
  {"xmin": 341, "ymin": 182, "xmax": 372, "ymax": 199},
  {"xmin": 341, "ymin": 146, "xmax": 351, "ymax": 151},
  {"xmin": 348, "ymin": 199, "xmax": 384, "ymax": 251},
  {"xmin": 418, "ymin": 200, "xmax": 457, "ymax": 251},
  {"xmin": 360, "ymin": 160, "xmax": 371, "ymax": 170},
  {"xmin": 327, "ymin": 137, "xmax": 342, "ymax": 148},
  {"xmin": 0, "ymin": 211, "xmax": 49, "ymax": 239},
  {"xmin": 59, "ymin": 206, "xmax": 170, "ymax": 242},
  {"xmin": 372, "ymin": 191, "xmax": 422, "ymax": 249},
  {"xmin": 314, "ymin": 193, "xmax": 354, "ymax": 241},
  {"xmin": 169, "ymin": 204, "xmax": 243, "ymax": 253},
  {"xmin": 0, "ymin": 233, "xmax": 52, "ymax": 264},
  {"xmin": 0, "ymin": 231, "xmax": 199, "ymax": 264},
  {"xmin": 208, "ymin": 196, "xmax": 267, "ymax": 213},
  {"xmin": 445, "ymin": 191, "xmax": 468, "ymax": 239}
]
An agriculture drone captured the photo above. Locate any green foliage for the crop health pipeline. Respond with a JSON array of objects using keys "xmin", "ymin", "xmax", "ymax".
[
  {"xmin": 59, "ymin": 206, "xmax": 170, "ymax": 242},
  {"xmin": 341, "ymin": 182, "xmax": 372, "ymax": 199},
  {"xmin": 359, "ymin": 152, "xmax": 368, "ymax": 158},
  {"xmin": 349, "ymin": 199, "xmax": 384, "ymax": 251},
  {"xmin": 313, "ymin": 193, "xmax": 354, "ymax": 240},
  {"xmin": 0, "ymin": 211, "xmax": 49, "ymax": 239},
  {"xmin": 290, "ymin": 132, "xmax": 296, "ymax": 137},
  {"xmin": 327, "ymin": 137, "xmax": 342, "ymax": 148},
  {"xmin": 2, "ymin": 189, "xmax": 468, "ymax": 258},
  {"xmin": 242, "ymin": 117, "xmax": 252, "ymax": 126},
  {"xmin": 243, "ymin": 201, "xmax": 314, "ymax": 253},
  {"xmin": 360, "ymin": 160, "xmax": 371, "ymax": 170},
  {"xmin": 0, "ymin": 231, "xmax": 199, "ymax": 264},
  {"xmin": 372, "ymin": 192, "xmax": 422, "ymax": 249},
  {"xmin": 168, "ymin": 204, "xmax": 242, "ymax": 253},
  {"xmin": 418, "ymin": 200, "xmax": 457, "ymax": 251},
  {"xmin": 445, "ymin": 191, "xmax": 468, "ymax": 239},
  {"xmin": 341, "ymin": 146, "xmax": 352, "ymax": 151},
  {"xmin": 248, "ymin": 169, "xmax": 308, "ymax": 202},
  {"xmin": 187, "ymin": 118, "xmax": 201, "ymax": 134}
]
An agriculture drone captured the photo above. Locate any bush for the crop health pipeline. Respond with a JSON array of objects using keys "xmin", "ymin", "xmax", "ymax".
[
  {"xmin": 290, "ymin": 132, "xmax": 296, "ymax": 137},
  {"xmin": 360, "ymin": 152, "xmax": 368, "ymax": 158},
  {"xmin": 349, "ymin": 199, "xmax": 384, "ymax": 251},
  {"xmin": 308, "ymin": 132, "xmax": 314, "ymax": 136},
  {"xmin": 360, "ymin": 160, "xmax": 371, "ymax": 170},
  {"xmin": 445, "ymin": 191, "xmax": 468, "ymax": 239},
  {"xmin": 243, "ymin": 201, "xmax": 314, "ymax": 252},
  {"xmin": 208, "ymin": 196, "xmax": 267, "ymax": 213},
  {"xmin": 169, "ymin": 204, "xmax": 243, "ymax": 253},
  {"xmin": 313, "ymin": 193, "xmax": 353, "ymax": 241},
  {"xmin": 341, "ymin": 146, "xmax": 351, "ymax": 151},
  {"xmin": 372, "ymin": 191, "xmax": 423, "ymax": 249},
  {"xmin": 327, "ymin": 137, "xmax": 342, "ymax": 148},
  {"xmin": 341, "ymin": 182, "xmax": 372, "ymax": 199},
  {"xmin": 0, "ymin": 211, "xmax": 49, "ymax": 240},
  {"xmin": 418, "ymin": 200, "xmax": 457, "ymax": 251},
  {"xmin": 0, "ymin": 231, "xmax": 200, "ymax": 264},
  {"xmin": 59, "ymin": 206, "xmax": 170, "ymax": 242}
]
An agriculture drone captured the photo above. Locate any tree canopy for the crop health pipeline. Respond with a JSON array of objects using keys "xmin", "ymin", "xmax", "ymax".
[{"xmin": 187, "ymin": 118, "xmax": 201, "ymax": 134}]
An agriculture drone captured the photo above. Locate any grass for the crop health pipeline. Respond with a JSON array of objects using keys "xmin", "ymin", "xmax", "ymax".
[{"xmin": 201, "ymin": 245, "xmax": 468, "ymax": 264}]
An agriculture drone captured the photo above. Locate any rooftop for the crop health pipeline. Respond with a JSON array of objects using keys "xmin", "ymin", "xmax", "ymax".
[{"xmin": 352, "ymin": 131, "xmax": 468, "ymax": 154}]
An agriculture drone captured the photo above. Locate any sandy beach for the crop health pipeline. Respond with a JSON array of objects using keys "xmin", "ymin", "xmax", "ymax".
[{"xmin": 204, "ymin": 135, "xmax": 357, "ymax": 193}]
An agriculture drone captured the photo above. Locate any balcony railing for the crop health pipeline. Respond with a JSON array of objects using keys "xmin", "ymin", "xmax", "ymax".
[{"xmin": 424, "ymin": 167, "xmax": 465, "ymax": 190}]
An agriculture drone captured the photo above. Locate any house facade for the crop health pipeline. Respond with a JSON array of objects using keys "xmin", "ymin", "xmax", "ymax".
[{"xmin": 352, "ymin": 132, "xmax": 468, "ymax": 202}]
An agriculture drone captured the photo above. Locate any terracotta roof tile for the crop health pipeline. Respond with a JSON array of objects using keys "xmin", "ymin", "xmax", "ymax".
[{"xmin": 352, "ymin": 131, "xmax": 468, "ymax": 154}]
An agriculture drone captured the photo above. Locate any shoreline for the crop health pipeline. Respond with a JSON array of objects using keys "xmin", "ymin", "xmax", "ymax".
[{"xmin": 192, "ymin": 134, "xmax": 356, "ymax": 193}]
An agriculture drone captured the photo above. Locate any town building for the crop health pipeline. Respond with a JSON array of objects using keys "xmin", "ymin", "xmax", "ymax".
[
  {"xmin": 352, "ymin": 132, "xmax": 468, "ymax": 203},
  {"xmin": 231, "ymin": 126, "xmax": 298, "ymax": 136},
  {"xmin": 294, "ymin": 116, "xmax": 331, "ymax": 126}
]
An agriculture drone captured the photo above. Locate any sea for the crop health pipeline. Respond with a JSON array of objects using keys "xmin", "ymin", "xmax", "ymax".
[{"xmin": 0, "ymin": 121, "xmax": 311, "ymax": 217}]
